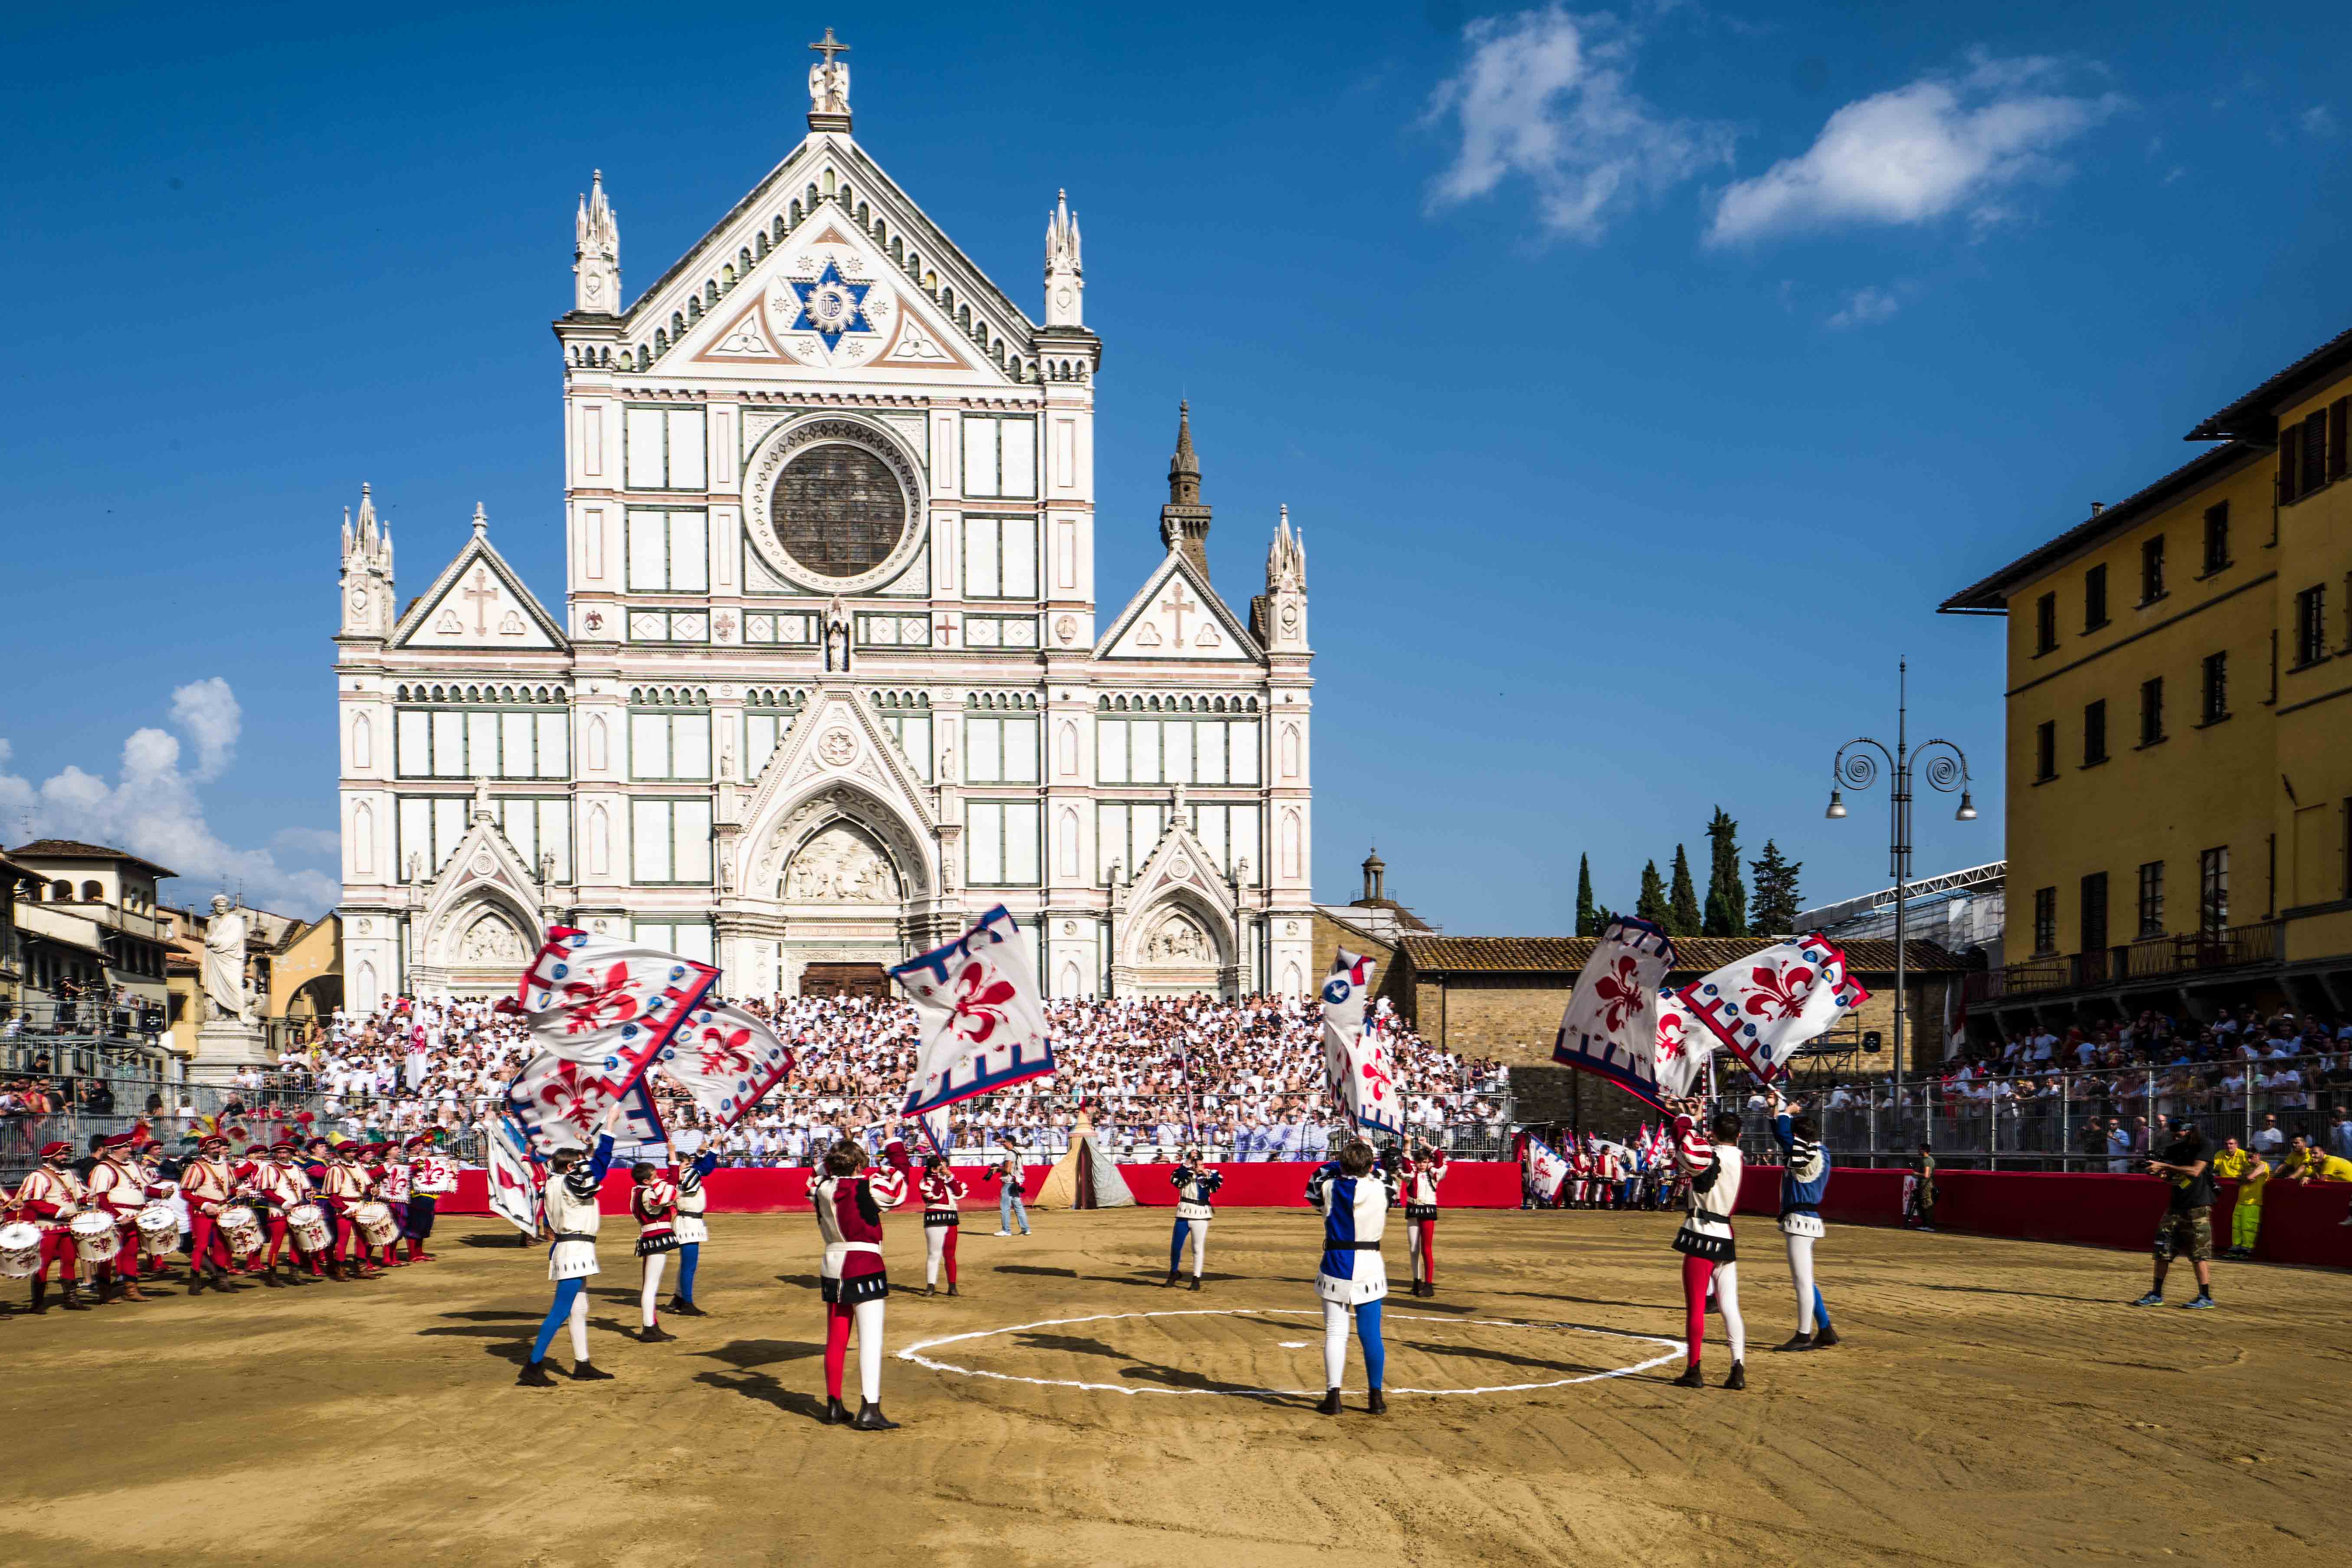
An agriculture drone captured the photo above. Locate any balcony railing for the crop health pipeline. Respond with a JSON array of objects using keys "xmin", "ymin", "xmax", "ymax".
[{"xmin": 1965, "ymin": 920, "xmax": 2283, "ymax": 1004}]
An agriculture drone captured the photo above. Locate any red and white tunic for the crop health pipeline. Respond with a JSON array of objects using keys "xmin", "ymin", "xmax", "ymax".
[
  {"xmin": 1670, "ymin": 1114, "xmax": 1742, "ymax": 1263},
  {"xmin": 919, "ymin": 1168, "xmax": 966, "ymax": 1228},
  {"xmin": 1398, "ymin": 1150, "xmax": 1450, "ymax": 1222},
  {"xmin": 633, "ymin": 1175, "xmax": 680, "ymax": 1257},
  {"xmin": 321, "ymin": 1159, "xmax": 370, "ymax": 1211},
  {"xmin": 182, "ymin": 1156, "xmax": 236, "ymax": 1216},
  {"xmin": 16, "ymin": 1165, "xmax": 85, "ymax": 1234},
  {"xmin": 86, "ymin": 1159, "xmax": 160, "ymax": 1232},
  {"xmin": 812, "ymin": 1144, "xmax": 907, "ymax": 1306}
]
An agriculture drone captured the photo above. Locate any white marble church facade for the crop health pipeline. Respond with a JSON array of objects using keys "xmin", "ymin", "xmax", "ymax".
[{"xmin": 333, "ymin": 43, "xmax": 1315, "ymax": 1012}]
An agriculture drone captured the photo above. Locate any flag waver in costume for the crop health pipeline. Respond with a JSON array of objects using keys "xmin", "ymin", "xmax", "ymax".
[
  {"xmin": 893, "ymin": 907, "xmax": 1054, "ymax": 1119},
  {"xmin": 1676, "ymin": 934, "xmax": 1870, "ymax": 1084},
  {"xmin": 1553, "ymin": 917, "xmax": 1678, "ymax": 1109},
  {"xmin": 1320, "ymin": 949, "xmax": 1402, "ymax": 1136},
  {"xmin": 505, "ymin": 927, "xmax": 720, "ymax": 1149}
]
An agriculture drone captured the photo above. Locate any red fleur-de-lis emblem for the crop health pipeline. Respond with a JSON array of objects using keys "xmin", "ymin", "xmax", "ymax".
[
  {"xmin": 560, "ymin": 962, "xmax": 639, "ymax": 1035},
  {"xmin": 1360, "ymin": 1056, "xmax": 1393, "ymax": 1104},
  {"xmin": 1656, "ymin": 1011, "xmax": 1687, "ymax": 1064},
  {"xmin": 1593, "ymin": 954, "xmax": 1646, "ymax": 1033},
  {"xmin": 947, "ymin": 959, "xmax": 1018, "ymax": 1048},
  {"xmin": 1744, "ymin": 962, "xmax": 1817, "ymax": 1023},
  {"xmin": 697, "ymin": 1024, "xmax": 754, "ymax": 1077}
]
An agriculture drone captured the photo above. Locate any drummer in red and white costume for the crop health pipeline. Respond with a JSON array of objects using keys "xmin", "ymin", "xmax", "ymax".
[
  {"xmin": 259, "ymin": 1140, "xmax": 324, "ymax": 1282},
  {"xmin": 318, "ymin": 1142, "xmax": 380, "ymax": 1281},
  {"xmin": 85, "ymin": 1131, "xmax": 163, "ymax": 1303},
  {"xmin": 180, "ymin": 1132, "xmax": 245, "ymax": 1296},
  {"xmin": 1395, "ymin": 1138, "xmax": 1451, "ymax": 1298},
  {"xmin": 15, "ymin": 1141, "xmax": 92, "ymax": 1313},
  {"xmin": 810, "ymin": 1133, "xmax": 909, "ymax": 1430}
]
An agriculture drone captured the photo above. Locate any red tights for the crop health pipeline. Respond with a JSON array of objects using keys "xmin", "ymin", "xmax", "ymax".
[
  {"xmin": 1413, "ymin": 1220, "xmax": 1436, "ymax": 1283},
  {"xmin": 1679, "ymin": 1254, "xmax": 1744, "ymax": 1364},
  {"xmin": 823, "ymin": 1303, "xmax": 854, "ymax": 1400},
  {"xmin": 943, "ymin": 1227, "xmax": 959, "ymax": 1286}
]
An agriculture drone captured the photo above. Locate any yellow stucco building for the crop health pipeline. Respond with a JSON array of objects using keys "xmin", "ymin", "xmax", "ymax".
[{"xmin": 1944, "ymin": 327, "xmax": 2352, "ymax": 1029}]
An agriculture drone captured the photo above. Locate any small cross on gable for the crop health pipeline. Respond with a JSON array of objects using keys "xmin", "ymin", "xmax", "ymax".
[
  {"xmin": 462, "ymin": 568, "xmax": 498, "ymax": 636},
  {"xmin": 1158, "ymin": 584, "xmax": 1198, "ymax": 649}
]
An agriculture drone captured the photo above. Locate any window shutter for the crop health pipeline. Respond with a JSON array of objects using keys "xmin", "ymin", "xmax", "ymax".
[
  {"xmin": 2304, "ymin": 411, "xmax": 2329, "ymax": 495},
  {"xmin": 2331, "ymin": 397, "xmax": 2349, "ymax": 481},
  {"xmin": 2281, "ymin": 424, "xmax": 2301, "ymax": 505}
]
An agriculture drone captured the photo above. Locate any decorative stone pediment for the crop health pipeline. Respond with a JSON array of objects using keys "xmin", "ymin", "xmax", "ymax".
[
  {"xmin": 1097, "ymin": 550, "xmax": 1258, "ymax": 663},
  {"xmin": 734, "ymin": 685, "xmax": 937, "ymax": 900},
  {"xmin": 391, "ymin": 513, "xmax": 567, "ymax": 651}
]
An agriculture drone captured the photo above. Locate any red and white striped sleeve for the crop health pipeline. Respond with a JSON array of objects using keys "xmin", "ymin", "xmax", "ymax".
[{"xmin": 1671, "ymin": 1114, "xmax": 1712, "ymax": 1175}]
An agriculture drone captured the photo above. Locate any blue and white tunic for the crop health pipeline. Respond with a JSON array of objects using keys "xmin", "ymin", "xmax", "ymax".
[
  {"xmin": 1773, "ymin": 1113, "xmax": 1829, "ymax": 1239},
  {"xmin": 1307, "ymin": 1162, "xmax": 1397, "ymax": 1306},
  {"xmin": 1173, "ymin": 1165, "xmax": 1224, "ymax": 1223}
]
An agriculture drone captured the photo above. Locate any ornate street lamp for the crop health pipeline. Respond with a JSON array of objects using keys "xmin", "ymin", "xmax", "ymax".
[{"xmin": 1826, "ymin": 659, "xmax": 1976, "ymax": 1114}]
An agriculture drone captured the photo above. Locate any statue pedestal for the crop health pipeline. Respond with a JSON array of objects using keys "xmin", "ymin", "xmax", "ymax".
[{"xmin": 188, "ymin": 1021, "xmax": 272, "ymax": 1087}]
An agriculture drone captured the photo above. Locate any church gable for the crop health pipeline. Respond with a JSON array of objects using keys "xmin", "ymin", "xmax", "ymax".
[
  {"xmin": 1096, "ymin": 553, "xmax": 1258, "ymax": 663},
  {"xmin": 675, "ymin": 210, "xmax": 985, "ymax": 380},
  {"xmin": 392, "ymin": 514, "xmax": 567, "ymax": 651},
  {"xmin": 620, "ymin": 137, "xmax": 1031, "ymax": 385}
]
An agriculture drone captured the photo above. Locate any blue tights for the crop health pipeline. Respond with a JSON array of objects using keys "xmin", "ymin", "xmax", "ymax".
[
  {"xmin": 531, "ymin": 1276, "xmax": 585, "ymax": 1364},
  {"xmin": 678, "ymin": 1242, "xmax": 700, "ymax": 1303},
  {"xmin": 1812, "ymin": 1286, "xmax": 1831, "ymax": 1329},
  {"xmin": 1357, "ymin": 1301, "xmax": 1385, "ymax": 1388}
]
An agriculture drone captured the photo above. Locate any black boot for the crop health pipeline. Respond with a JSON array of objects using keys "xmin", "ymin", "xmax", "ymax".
[
  {"xmin": 62, "ymin": 1281, "xmax": 88, "ymax": 1311},
  {"xmin": 638, "ymin": 1323, "xmax": 676, "ymax": 1344},
  {"xmin": 1189, "ymin": 1276, "xmax": 1202, "ymax": 1292},
  {"xmin": 1317, "ymin": 1388, "xmax": 1343, "ymax": 1415},
  {"xmin": 1773, "ymin": 1333, "xmax": 1814, "ymax": 1353},
  {"xmin": 515, "ymin": 1360, "xmax": 559, "ymax": 1388},
  {"xmin": 570, "ymin": 1362, "xmax": 615, "ymax": 1381},
  {"xmin": 1723, "ymin": 1361, "xmax": 1746, "ymax": 1391},
  {"xmin": 947, "ymin": 1282, "xmax": 959, "ymax": 1297},
  {"xmin": 187, "ymin": 1273, "xmax": 206, "ymax": 1297},
  {"xmin": 1163, "ymin": 1271, "xmax": 1178, "ymax": 1288},
  {"xmin": 667, "ymin": 1297, "xmax": 705, "ymax": 1317},
  {"xmin": 1812, "ymin": 1324, "xmax": 1841, "ymax": 1348},
  {"xmin": 1671, "ymin": 1362, "xmax": 1705, "ymax": 1388},
  {"xmin": 28, "ymin": 1280, "xmax": 46, "ymax": 1315},
  {"xmin": 1367, "ymin": 1389, "xmax": 1387, "ymax": 1414},
  {"xmin": 823, "ymin": 1396, "xmax": 852, "ymax": 1425},
  {"xmin": 851, "ymin": 1400, "xmax": 901, "ymax": 1431}
]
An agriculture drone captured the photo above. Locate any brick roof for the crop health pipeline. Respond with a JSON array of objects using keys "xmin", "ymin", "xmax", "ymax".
[
  {"xmin": 1395, "ymin": 933, "xmax": 1967, "ymax": 979},
  {"xmin": 8, "ymin": 839, "xmax": 180, "ymax": 879}
]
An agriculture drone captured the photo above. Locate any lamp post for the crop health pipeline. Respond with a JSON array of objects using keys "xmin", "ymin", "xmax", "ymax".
[{"xmin": 1825, "ymin": 660, "xmax": 1976, "ymax": 1131}]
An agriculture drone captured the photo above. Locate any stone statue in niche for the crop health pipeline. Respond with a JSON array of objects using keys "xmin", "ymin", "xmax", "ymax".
[
  {"xmin": 783, "ymin": 825, "xmax": 898, "ymax": 903},
  {"xmin": 1147, "ymin": 916, "xmax": 1212, "ymax": 963},
  {"xmin": 459, "ymin": 913, "xmax": 527, "ymax": 964}
]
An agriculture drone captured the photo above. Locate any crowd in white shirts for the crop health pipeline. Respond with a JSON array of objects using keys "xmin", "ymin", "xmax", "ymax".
[{"xmin": 265, "ymin": 991, "xmax": 1510, "ymax": 1165}]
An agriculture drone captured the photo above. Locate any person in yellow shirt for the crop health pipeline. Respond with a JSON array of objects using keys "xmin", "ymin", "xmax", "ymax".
[
  {"xmin": 2225, "ymin": 1142, "xmax": 2269, "ymax": 1258},
  {"xmin": 2278, "ymin": 1138, "xmax": 2352, "ymax": 1185}
]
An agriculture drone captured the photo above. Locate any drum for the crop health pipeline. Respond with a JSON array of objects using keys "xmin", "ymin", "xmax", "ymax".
[
  {"xmin": 353, "ymin": 1200, "xmax": 398, "ymax": 1247},
  {"xmin": 69, "ymin": 1211, "xmax": 118, "ymax": 1263},
  {"xmin": 287, "ymin": 1202, "xmax": 332, "ymax": 1255},
  {"xmin": 0, "ymin": 1222, "xmax": 43, "ymax": 1279},
  {"xmin": 136, "ymin": 1205, "xmax": 180, "ymax": 1255},
  {"xmin": 216, "ymin": 1205, "xmax": 264, "ymax": 1258}
]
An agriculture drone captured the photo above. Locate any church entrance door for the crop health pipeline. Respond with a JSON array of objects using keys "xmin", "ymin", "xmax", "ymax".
[{"xmin": 800, "ymin": 962, "xmax": 892, "ymax": 1003}]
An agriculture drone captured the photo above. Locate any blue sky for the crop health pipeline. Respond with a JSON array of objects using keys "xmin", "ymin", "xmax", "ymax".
[{"xmin": 3, "ymin": 2, "xmax": 2347, "ymax": 928}]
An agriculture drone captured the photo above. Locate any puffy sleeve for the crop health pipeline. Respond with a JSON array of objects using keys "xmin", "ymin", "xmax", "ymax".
[
  {"xmin": 1772, "ymin": 1112, "xmax": 1795, "ymax": 1154},
  {"xmin": 1305, "ymin": 1160, "xmax": 1340, "ymax": 1212},
  {"xmin": 584, "ymin": 1133, "xmax": 617, "ymax": 1185}
]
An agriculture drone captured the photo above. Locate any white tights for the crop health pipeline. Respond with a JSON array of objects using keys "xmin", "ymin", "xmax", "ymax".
[
  {"xmin": 565, "ymin": 1289, "xmax": 589, "ymax": 1362},
  {"xmin": 640, "ymin": 1251, "xmax": 667, "ymax": 1327},
  {"xmin": 1712, "ymin": 1262, "xmax": 1747, "ymax": 1362},
  {"xmin": 1320, "ymin": 1299, "xmax": 1363, "ymax": 1388},
  {"xmin": 1785, "ymin": 1233, "xmax": 1817, "ymax": 1334},
  {"xmin": 855, "ymin": 1298, "xmax": 884, "ymax": 1402},
  {"xmin": 925, "ymin": 1225, "xmax": 948, "ymax": 1286},
  {"xmin": 1184, "ymin": 1219, "xmax": 1209, "ymax": 1276}
]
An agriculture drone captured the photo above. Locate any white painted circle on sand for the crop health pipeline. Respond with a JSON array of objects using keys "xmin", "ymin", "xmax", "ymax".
[{"xmin": 897, "ymin": 1308, "xmax": 1683, "ymax": 1397}]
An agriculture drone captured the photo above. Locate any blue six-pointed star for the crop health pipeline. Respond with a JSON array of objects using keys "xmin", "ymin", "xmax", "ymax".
[{"xmin": 789, "ymin": 262, "xmax": 873, "ymax": 350}]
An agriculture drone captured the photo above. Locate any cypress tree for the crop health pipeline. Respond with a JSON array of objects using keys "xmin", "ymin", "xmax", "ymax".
[
  {"xmin": 1667, "ymin": 845, "xmax": 1702, "ymax": 936},
  {"xmin": 1702, "ymin": 807, "xmax": 1747, "ymax": 936},
  {"xmin": 1574, "ymin": 854, "xmax": 1598, "ymax": 937},
  {"xmin": 1750, "ymin": 840, "xmax": 1804, "ymax": 934},
  {"xmin": 1634, "ymin": 860, "xmax": 1669, "ymax": 927}
]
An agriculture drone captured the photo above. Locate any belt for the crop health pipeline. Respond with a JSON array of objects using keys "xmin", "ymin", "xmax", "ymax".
[
  {"xmin": 1323, "ymin": 1241, "xmax": 1382, "ymax": 1250},
  {"xmin": 550, "ymin": 1231, "xmax": 597, "ymax": 1245},
  {"xmin": 1782, "ymin": 1201, "xmax": 1820, "ymax": 1214}
]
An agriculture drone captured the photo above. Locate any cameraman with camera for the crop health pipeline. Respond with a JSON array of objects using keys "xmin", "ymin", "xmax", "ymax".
[{"xmin": 2133, "ymin": 1120, "xmax": 2216, "ymax": 1310}]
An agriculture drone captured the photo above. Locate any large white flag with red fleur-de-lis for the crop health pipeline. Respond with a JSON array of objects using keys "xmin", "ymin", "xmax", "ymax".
[
  {"xmin": 1676, "ymin": 933, "xmax": 1870, "ymax": 1083},
  {"xmin": 1553, "ymin": 916, "xmax": 1679, "ymax": 1109},
  {"xmin": 1320, "ymin": 949, "xmax": 1404, "ymax": 1136},
  {"xmin": 503, "ymin": 927, "xmax": 721, "ymax": 1150},
  {"xmin": 655, "ymin": 1000, "xmax": 797, "ymax": 1130},
  {"xmin": 1652, "ymin": 988, "xmax": 1713, "ymax": 1101},
  {"xmin": 893, "ymin": 906, "xmax": 1055, "ymax": 1119}
]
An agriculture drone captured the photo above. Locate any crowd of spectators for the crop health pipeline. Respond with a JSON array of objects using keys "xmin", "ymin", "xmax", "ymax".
[{"xmin": 249, "ymin": 989, "xmax": 1508, "ymax": 1165}]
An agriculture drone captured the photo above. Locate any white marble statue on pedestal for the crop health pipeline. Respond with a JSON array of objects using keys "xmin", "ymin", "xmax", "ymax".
[{"xmin": 203, "ymin": 895, "xmax": 257, "ymax": 1025}]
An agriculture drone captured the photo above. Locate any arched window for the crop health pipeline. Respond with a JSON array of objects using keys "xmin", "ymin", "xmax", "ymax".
[
  {"xmin": 588, "ymin": 806, "xmax": 610, "ymax": 877},
  {"xmin": 586, "ymin": 716, "xmax": 608, "ymax": 772},
  {"xmin": 353, "ymin": 802, "xmax": 373, "ymax": 876},
  {"xmin": 351, "ymin": 712, "xmax": 372, "ymax": 769},
  {"xmin": 80, "ymin": 881, "xmax": 102, "ymax": 902}
]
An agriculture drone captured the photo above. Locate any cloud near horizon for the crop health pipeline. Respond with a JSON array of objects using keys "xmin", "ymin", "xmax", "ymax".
[
  {"xmin": 0, "ymin": 680, "xmax": 338, "ymax": 917},
  {"xmin": 1425, "ymin": 5, "xmax": 1736, "ymax": 241},
  {"xmin": 1708, "ymin": 54, "xmax": 2123, "ymax": 246}
]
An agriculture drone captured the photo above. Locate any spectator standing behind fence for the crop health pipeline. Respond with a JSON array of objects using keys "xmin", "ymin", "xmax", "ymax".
[
  {"xmin": 2134, "ymin": 1122, "xmax": 2216, "ymax": 1310},
  {"xmin": 2212, "ymin": 1138, "xmax": 2267, "ymax": 1259},
  {"xmin": 990, "ymin": 1152, "xmax": 1031, "ymax": 1237},
  {"xmin": 2106, "ymin": 1121, "xmax": 2134, "ymax": 1174},
  {"xmin": 2251, "ymin": 1114, "xmax": 2286, "ymax": 1158},
  {"xmin": 1903, "ymin": 1143, "xmax": 1936, "ymax": 1231}
]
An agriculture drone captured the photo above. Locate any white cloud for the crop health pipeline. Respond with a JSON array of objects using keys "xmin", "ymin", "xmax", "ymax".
[
  {"xmin": 0, "ymin": 680, "xmax": 336, "ymax": 917},
  {"xmin": 272, "ymin": 827, "xmax": 343, "ymax": 856},
  {"xmin": 2301, "ymin": 105, "xmax": 2339, "ymax": 139},
  {"xmin": 1708, "ymin": 54, "xmax": 2123, "ymax": 245},
  {"xmin": 1425, "ymin": 6, "xmax": 1736, "ymax": 240},
  {"xmin": 1827, "ymin": 285, "xmax": 1903, "ymax": 329}
]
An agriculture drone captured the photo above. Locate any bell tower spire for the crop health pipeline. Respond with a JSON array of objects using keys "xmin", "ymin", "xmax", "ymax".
[
  {"xmin": 1160, "ymin": 400, "xmax": 1212, "ymax": 577},
  {"xmin": 573, "ymin": 170, "xmax": 619, "ymax": 315}
]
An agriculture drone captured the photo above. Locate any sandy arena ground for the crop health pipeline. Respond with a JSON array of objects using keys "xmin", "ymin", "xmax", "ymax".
[{"xmin": 1, "ymin": 1207, "xmax": 2345, "ymax": 1567}]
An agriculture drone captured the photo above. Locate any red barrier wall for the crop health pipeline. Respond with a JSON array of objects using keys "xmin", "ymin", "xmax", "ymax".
[
  {"xmin": 1736, "ymin": 1165, "xmax": 2352, "ymax": 1269},
  {"xmin": 439, "ymin": 1160, "xmax": 1526, "ymax": 1218}
]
